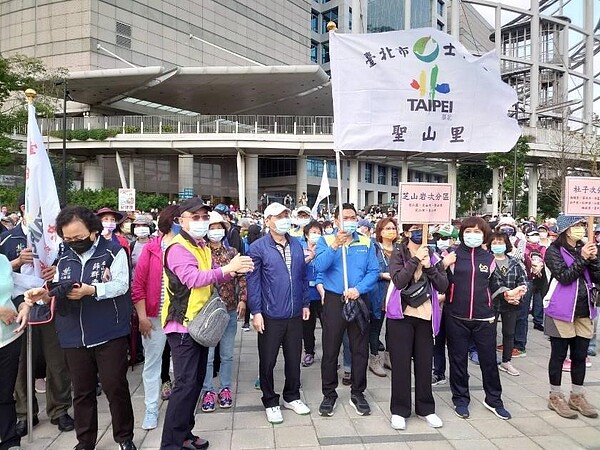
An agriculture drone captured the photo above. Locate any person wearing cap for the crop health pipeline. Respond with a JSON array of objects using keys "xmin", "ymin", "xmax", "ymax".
[
  {"xmin": 160, "ymin": 198, "xmax": 253, "ymax": 450},
  {"xmin": 130, "ymin": 215, "xmax": 155, "ymax": 272},
  {"xmin": 544, "ymin": 215, "xmax": 600, "ymax": 419},
  {"xmin": 358, "ymin": 219, "xmax": 373, "ymax": 238},
  {"xmin": 200, "ymin": 211, "xmax": 248, "ymax": 413},
  {"xmin": 538, "ymin": 224, "xmax": 552, "ymax": 248},
  {"xmin": 247, "ymin": 202, "xmax": 311, "ymax": 424},
  {"xmin": 96, "ymin": 208, "xmax": 130, "ymax": 256},
  {"xmin": 214, "ymin": 203, "xmax": 244, "ymax": 255},
  {"xmin": 523, "ymin": 228, "xmax": 549, "ymax": 333},
  {"xmin": 313, "ymin": 203, "xmax": 379, "ymax": 417},
  {"xmin": 290, "ymin": 206, "xmax": 312, "ymax": 238},
  {"xmin": 23, "ymin": 206, "xmax": 135, "ymax": 450},
  {"xmin": 496, "ymin": 217, "xmax": 525, "ymax": 262}
]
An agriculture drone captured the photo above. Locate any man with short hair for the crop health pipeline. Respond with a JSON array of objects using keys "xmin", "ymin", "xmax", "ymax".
[
  {"xmin": 290, "ymin": 206, "xmax": 312, "ymax": 238},
  {"xmin": 314, "ymin": 203, "xmax": 379, "ymax": 417}
]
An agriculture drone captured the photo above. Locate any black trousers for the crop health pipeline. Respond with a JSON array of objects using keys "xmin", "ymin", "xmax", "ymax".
[
  {"xmin": 433, "ymin": 308, "xmax": 447, "ymax": 377},
  {"xmin": 321, "ymin": 291, "xmax": 369, "ymax": 399},
  {"xmin": 161, "ymin": 333, "xmax": 208, "ymax": 450},
  {"xmin": 258, "ymin": 316, "xmax": 303, "ymax": 408},
  {"xmin": 549, "ymin": 336, "xmax": 589, "ymax": 387},
  {"xmin": 0, "ymin": 336, "xmax": 22, "ymax": 450},
  {"xmin": 388, "ymin": 316, "xmax": 435, "ymax": 417},
  {"xmin": 63, "ymin": 336, "xmax": 134, "ymax": 450},
  {"xmin": 161, "ymin": 340, "xmax": 171, "ymax": 384},
  {"xmin": 303, "ymin": 301, "xmax": 322, "ymax": 355},
  {"xmin": 496, "ymin": 310, "xmax": 518, "ymax": 363},
  {"xmin": 369, "ymin": 315, "xmax": 384, "ymax": 355},
  {"xmin": 446, "ymin": 315, "xmax": 504, "ymax": 408}
]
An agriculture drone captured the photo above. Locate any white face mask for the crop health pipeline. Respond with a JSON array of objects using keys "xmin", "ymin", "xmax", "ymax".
[
  {"xmin": 437, "ymin": 240, "xmax": 450, "ymax": 251},
  {"xmin": 324, "ymin": 227, "xmax": 334, "ymax": 235},
  {"xmin": 308, "ymin": 233, "xmax": 321, "ymax": 245},
  {"xmin": 528, "ymin": 235, "xmax": 540, "ymax": 244},
  {"xmin": 539, "ymin": 232, "xmax": 548, "ymax": 239},
  {"xmin": 297, "ymin": 218, "xmax": 310, "ymax": 228},
  {"xmin": 188, "ymin": 220, "xmax": 209, "ymax": 239},
  {"xmin": 207, "ymin": 229, "xmax": 225, "ymax": 243},
  {"xmin": 273, "ymin": 218, "xmax": 291, "ymax": 235},
  {"xmin": 134, "ymin": 226, "xmax": 150, "ymax": 238}
]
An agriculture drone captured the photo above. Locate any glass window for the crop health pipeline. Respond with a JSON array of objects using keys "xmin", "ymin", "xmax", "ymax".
[
  {"xmin": 437, "ymin": 0, "xmax": 444, "ymax": 16},
  {"xmin": 437, "ymin": 20, "xmax": 444, "ymax": 31},
  {"xmin": 321, "ymin": 42, "xmax": 330, "ymax": 64},
  {"xmin": 311, "ymin": 41, "xmax": 318, "ymax": 63},
  {"xmin": 377, "ymin": 165, "xmax": 386, "ymax": 185},
  {"xmin": 391, "ymin": 168, "xmax": 399, "ymax": 187},
  {"xmin": 364, "ymin": 163, "xmax": 373, "ymax": 183},
  {"xmin": 349, "ymin": 7, "xmax": 352, "ymax": 31},
  {"xmin": 311, "ymin": 10, "xmax": 319, "ymax": 33},
  {"xmin": 322, "ymin": 7, "xmax": 338, "ymax": 33},
  {"xmin": 259, "ymin": 158, "xmax": 297, "ymax": 178}
]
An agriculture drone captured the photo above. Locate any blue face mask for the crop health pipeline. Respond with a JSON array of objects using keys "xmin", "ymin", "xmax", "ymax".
[
  {"xmin": 409, "ymin": 230, "xmax": 423, "ymax": 245},
  {"xmin": 463, "ymin": 232, "xmax": 484, "ymax": 248},
  {"xmin": 171, "ymin": 223, "xmax": 182, "ymax": 235},
  {"xmin": 491, "ymin": 244, "xmax": 506, "ymax": 255},
  {"xmin": 343, "ymin": 221, "xmax": 357, "ymax": 234},
  {"xmin": 499, "ymin": 227, "xmax": 514, "ymax": 237}
]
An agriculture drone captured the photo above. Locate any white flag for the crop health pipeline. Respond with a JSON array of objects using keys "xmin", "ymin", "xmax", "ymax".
[
  {"xmin": 311, "ymin": 161, "xmax": 331, "ymax": 218},
  {"xmin": 25, "ymin": 103, "xmax": 61, "ymax": 277},
  {"xmin": 329, "ymin": 28, "xmax": 521, "ymax": 153}
]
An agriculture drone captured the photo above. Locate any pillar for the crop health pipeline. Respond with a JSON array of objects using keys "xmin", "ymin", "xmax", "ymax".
[
  {"xmin": 529, "ymin": 0, "xmax": 540, "ymax": 128},
  {"xmin": 83, "ymin": 156, "xmax": 104, "ymax": 190},
  {"xmin": 528, "ymin": 165, "xmax": 539, "ymax": 218},
  {"xmin": 245, "ymin": 154, "xmax": 259, "ymax": 211},
  {"xmin": 583, "ymin": 0, "xmax": 595, "ymax": 133},
  {"xmin": 349, "ymin": 158, "xmax": 359, "ymax": 208},
  {"xmin": 492, "ymin": 167, "xmax": 500, "ymax": 217},
  {"xmin": 178, "ymin": 154, "xmax": 194, "ymax": 196},
  {"xmin": 400, "ymin": 159, "xmax": 409, "ymax": 183},
  {"xmin": 129, "ymin": 157, "xmax": 135, "ymax": 190},
  {"xmin": 447, "ymin": 160, "xmax": 457, "ymax": 220},
  {"xmin": 237, "ymin": 151, "xmax": 246, "ymax": 211},
  {"xmin": 296, "ymin": 155, "xmax": 308, "ymax": 207}
]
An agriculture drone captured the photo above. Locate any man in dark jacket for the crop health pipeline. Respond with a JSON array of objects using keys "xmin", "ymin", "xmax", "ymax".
[{"xmin": 247, "ymin": 202, "xmax": 310, "ymax": 425}]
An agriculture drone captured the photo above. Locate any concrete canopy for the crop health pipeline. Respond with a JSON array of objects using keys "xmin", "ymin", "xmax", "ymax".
[{"xmin": 67, "ymin": 65, "xmax": 333, "ymax": 116}]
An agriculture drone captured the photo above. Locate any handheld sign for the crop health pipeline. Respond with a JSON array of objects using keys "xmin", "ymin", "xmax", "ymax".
[
  {"xmin": 399, "ymin": 183, "xmax": 453, "ymax": 225},
  {"xmin": 118, "ymin": 188, "xmax": 136, "ymax": 212},
  {"xmin": 563, "ymin": 176, "xmax": 600, "ymax": 241}
]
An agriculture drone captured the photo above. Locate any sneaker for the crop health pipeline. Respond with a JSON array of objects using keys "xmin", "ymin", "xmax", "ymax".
[
  {"xmin": 182, "ymin": 434, "xmax": 209, "ymax": 450},
  {"xmin": 588, "ymin": 348, "xmax": 597, "ymax": 357},
  {"xmin": 496, "ymin": 345, "xmax": 504, "ymax": 352},
  {"xmin": 568, "ymin": 392, "xmax": 598, "ymax": 418},
  {"xmin": 265, "ymin": 406, "xmax": 283, "ymax": 424},
  {"xmin": 349, "ymin": 394, "xmax": 371, "ymax": 416},
  {"xmin": 548, "ymin": 392, "xmax": 578, "ymax": 419},
  {"xmin": 431, "ymin": 373, "xmax": 447, "ymax": 386},
  {"xmin": 469, "ymin": 351, "xmax": 479, "ymax": 365},
  {"xmin": 142, "ymin": 410, "xmax": 158, "ymax": 430},
  {"xmin": 35, "ymin": 378, "xmax": 46, "ymax": 394},
  {"xmin": 418, "ymin": 413, "xmax": 443, "ymax": 428},
  {"xmin": 242, "ymin": 322, "xmax": 250, "ymax": 331},
  {"xmin": 302, "ymin": 353, "xmax": 315, "ymax": 367},
  {"xmin": 533, "ymin": 323, "xmax": 544, "ymax": 332},
  {"xmin": 201, "ymin": 391, "xmax": 216, "ymax": 413},
  {"xmin": 161, "ymin": 380, "xmax": 173, "ymax": 400},
  {"xmin": 586, "ymin": 357, "xmax": 592, "ymax": 368},
  {"xmin": 562, "ymin": 359, "xmax": 572, "ymax": 372},
  {"xmin": 499, "ymin": 362, "xmax": 520, "ymax": 376},
  {"xmin": 454, "ymin": 405, "xmax": 470, "ymax": 419},
  {"xmin": 218, "ymin": 387, "xmax": 233, "ymax": 408},
  {"xmin": 341, "ymin": 371, "xmax": 352, "ymax": 386},
  {"xmin": 368, "ymin": 353, "xmax": 387, "ymax": 377},
  {"xmin": 390, "ymin": 414, "xmax": 406, "ymax": 430},
  {"xmin": 512, "ymin": 349, "xmax": 527, "ymax": 358},
  {"xmin": 483, "ymin": 400, "xmax": 511, "ymax": 420},
  {"xmin": 254, "ymin": 378, "xmax": 261, "ymax": 390},
  {"xmin": 318, "ymin": 397, "xmax": 336, "ymax": 416},
  {"xmin": 283, "ymin": 399, "xmax": 310, "ymax": 415}
]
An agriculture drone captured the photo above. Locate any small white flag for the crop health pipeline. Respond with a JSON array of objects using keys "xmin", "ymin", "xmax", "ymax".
[
  {"xmin": 311, "ymin": 161, "xmax": 331, "ymax": 218},
  {"xmin": 25, "ymin": 103, "xmax": 61, "ymax": 277}
]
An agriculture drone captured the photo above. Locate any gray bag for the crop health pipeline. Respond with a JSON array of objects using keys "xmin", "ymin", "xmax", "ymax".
[{"xmin": 188, "ymin": 290, "xmax": 229, "ymax": 347}]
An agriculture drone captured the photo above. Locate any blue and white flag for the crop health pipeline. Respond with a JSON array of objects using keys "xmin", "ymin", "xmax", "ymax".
[
  {"xmin": 311, "ymin": 160, "xmax": 331, "ymax": 218},
  {"xmin": 329, "ymin": 28, "xmax": 520, "ymax": 153}
]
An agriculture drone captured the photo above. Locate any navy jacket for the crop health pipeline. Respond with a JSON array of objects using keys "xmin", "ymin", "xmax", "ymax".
[
  {"xmin": 0, "ymin": 225, "xmax": 27, "ymax": 272},
  {"xmin": 247, "ymin": 232, "xmax": 308, "ymax": 319},
  {"xmin": 54, "ymin": 237, "xmax": 131, "ymax": 348}
]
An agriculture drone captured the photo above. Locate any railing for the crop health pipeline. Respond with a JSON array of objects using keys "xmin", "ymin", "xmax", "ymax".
[{"xmin": 14, "ymin": 114, "xmax": 335, "ymax": 137}]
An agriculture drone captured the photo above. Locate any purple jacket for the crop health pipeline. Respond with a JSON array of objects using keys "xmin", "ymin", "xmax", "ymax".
[{"xmin": 545, "ymin": 246, "xmax": 598, "ymax": 323}]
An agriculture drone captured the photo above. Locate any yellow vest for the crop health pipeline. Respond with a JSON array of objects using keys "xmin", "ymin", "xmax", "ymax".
[{"xmin": 161, "ymin": 233, "xmax": 213, "ymax": 327}]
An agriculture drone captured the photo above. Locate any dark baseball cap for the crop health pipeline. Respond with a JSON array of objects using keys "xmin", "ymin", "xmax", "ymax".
[{"xmin": 178, "ymin": 198, "xmax": 211, "ymax": 215}]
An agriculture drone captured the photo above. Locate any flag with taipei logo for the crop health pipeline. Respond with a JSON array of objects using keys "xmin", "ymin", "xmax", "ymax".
[
  {"xmin": 25, "ymin": 101, "xmax": 61, "ymax": 277},
  {"xmin": 329, "ymin": 28, "xmax": 520, "ymax": 153}
]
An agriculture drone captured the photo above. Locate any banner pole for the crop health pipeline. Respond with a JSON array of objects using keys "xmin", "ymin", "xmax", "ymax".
[
  {"xmin": 27, "ymin": 325, "xmax": 33, "ymax": 443},
  {"xmin": 335, "ymin": 149, "xmax": 349, "ymax": 296}
]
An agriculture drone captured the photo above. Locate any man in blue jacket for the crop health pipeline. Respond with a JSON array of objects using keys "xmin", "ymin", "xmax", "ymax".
[
  {"xmin": 314, "ymin": 203, "xmax": 379, "ymax": 417},
  {"xmin": 247, "ymin": 202, "xmax": 310, "ymax": 424}
]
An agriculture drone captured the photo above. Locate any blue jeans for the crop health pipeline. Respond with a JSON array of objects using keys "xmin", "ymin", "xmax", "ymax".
[
  {"xmin": 514, "ymin": 282, "xmax": 532, "ymax": 351},
  {"xmin": 590, "ymin": 312, "xmax": 598, "ymax": 352},
  {"xmin": 343, "ymin": 330, "xmax": 352, "ymax": 372},
  {"xmin": 203, "ymin": 310, "xmax": 238, "ymax": 392},
  {"xmin": 141, "ymin": 316, "xmax": 168, "ymax": 414}
]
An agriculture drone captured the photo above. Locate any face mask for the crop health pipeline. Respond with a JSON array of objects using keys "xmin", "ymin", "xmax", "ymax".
[
  {"xmin": 324, "ymin": 227, "xmax": 334, "ymax": 235},
  {"xmin": 273, "ymin": 218, "xmax": 291, "ymax": 235},
  {"xmin": 409, "ymin": 230, "xmax": 423, "ymax": 245},
  {"xmin": 134, "ymin": 226, "xmax": 150, "ymax": 238},
  {"xmin": 122, "ymin": 223, "xmax": 131, "ymax": 234},
  {"xmin": 570, "ymin": 226, "xmax": 586, "ymax": 242},
  {"xmin": 68, "ymin": 237, "xmax": 94, "ymax": 254},
  {"xmin": 102, "ymin": 222, "xmax": 116, "ymax": 233},
  {"xmin": 491, "ymin": 244, "xmax": 506, "ymax": 255},
  {"xmin": 539, "ymin": 232, "xmax": 548, "ymax": 239},
  {"xmin": 171, "ymin": 223, "xmax": 182, "ymax": 235},
  {"xmin": 343, "ymin": 221, "xmax": 358, "ymax": 234},
  {"xmin": 188, "ymin": 220, "xmax": 209, "ymax": 239},
  {"xmin": 297, "ymin": 218, "xmax": 310, "ymax": 228},
  {"xmin": 308, "ymin": 233, "xmax": 321, "ymax": 245},
  {"xmin": 463, "ymin": 232, "xmax": 484, "ymax": 248},
  {"xmin": 437, "ymin": 240, "xmax": 450, "ymax": 251},
  {"xmin": 499, "ymin": 226, "xmax": 514, "ymax": 236},
  {"xmin": 207, "ymin": 229, "xmax": 225, "ymax": 243},
  {"xmin": 381, "ymin": 230, "xmax": 397, "ymax": 241},
  {"xmin": 528, "ymin": 235, "xmax": 540, "ymax": 244}
]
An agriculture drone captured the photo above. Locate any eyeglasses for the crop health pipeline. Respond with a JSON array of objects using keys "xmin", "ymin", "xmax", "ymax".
[
  {"xmin": 438, "ymin": 236, "xmax": 450, "ymax": 241},
  {"xmin": 63, "ymin": 233, "xmax": 91, "ymax": 243},
  {"xmin": 382, "ymin": 226, "xmax": 397, "ymax": 231},
  {"xmin": 181, "ymin": 213, "xmax": 210, "ymax": 221}
]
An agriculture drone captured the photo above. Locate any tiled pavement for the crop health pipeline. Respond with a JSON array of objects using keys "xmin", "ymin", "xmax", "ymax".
[{"xmin": 22, "ymin": 322, "xmax": 600, "ymax": 450}]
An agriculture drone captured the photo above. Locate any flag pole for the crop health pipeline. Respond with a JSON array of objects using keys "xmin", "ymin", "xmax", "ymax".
[{"xmin": 24, "ymin": 88, "xmax": 36, "ymax": 444}]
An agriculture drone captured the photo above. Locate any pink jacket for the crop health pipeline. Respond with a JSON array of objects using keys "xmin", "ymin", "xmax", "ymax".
[{"xmin": 132, "ymin": 236, "xmax": 163, "ymax": 317}]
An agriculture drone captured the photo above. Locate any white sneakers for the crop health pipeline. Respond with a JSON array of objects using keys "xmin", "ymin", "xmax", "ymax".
[
  {"xmin": 267, "ymin": 400, "xmax": 311, "ymax": 424},
  {"xmin": 283, "ymin": 399, "xmax": 311, "ymax": 415},
  {"xmin": 265, "ymin": 406, "xmax": 283, "ymax": 424},
  {"xmin": 391, "ymin": 413, "xmax": 443, "ymax": 430}
]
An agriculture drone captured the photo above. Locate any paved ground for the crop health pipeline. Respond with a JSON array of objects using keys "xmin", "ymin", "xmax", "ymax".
[{"xmin": 21, "ymin": 321, "xmax": 600, "ymax": 450}]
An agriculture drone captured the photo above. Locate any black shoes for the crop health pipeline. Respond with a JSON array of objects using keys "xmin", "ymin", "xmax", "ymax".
[
  {"xmin": 183, "ymin": 434, "xmax": 210, "ymax": 449},
  {"xmin": 349, "ymin": 394, "xmax": 371, "ymax": 416},
  {"xmin": 118, "ymin": 440, "xmax": 137, "ymax": 450},
  {"xmin": 51, "ymin": 413, "xmax": 75, "ymax": 432},
  {"xmin": 15, "ymin": 415, "xmax": 39, "ymax": 437},
  {"xmin": 318, "ymin": 397, "xmax": 337, "ymax": 416},
  {"xmin": 534, "ymin": 323, "xmax": 544, "ymax": 332}
]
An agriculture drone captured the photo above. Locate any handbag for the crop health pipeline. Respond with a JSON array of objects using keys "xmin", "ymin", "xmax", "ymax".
[
  {"xmin": 188, "ymin": 289, "xmax": 230, "ymax": 347},
  {"xmin": 400, "ymin": 275, "xmax": 431, "ymax": 309}
]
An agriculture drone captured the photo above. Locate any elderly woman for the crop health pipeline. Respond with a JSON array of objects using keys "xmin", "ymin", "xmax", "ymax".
[{"xmin": 24, "ymin": 206, "xmax": 135, "ymax": 450}]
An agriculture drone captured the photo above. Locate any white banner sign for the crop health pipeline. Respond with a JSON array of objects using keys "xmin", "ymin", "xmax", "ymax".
[
  {"xmin": 329, "ymin": 28, "xmax": 521, "ymax": 153},
  {"xmin": 118, "ymin": 188, "xmax": 136, "ymax": 211}
]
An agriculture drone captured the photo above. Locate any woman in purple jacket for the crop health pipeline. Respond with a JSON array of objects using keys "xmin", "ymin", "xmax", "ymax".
[
  {"xmin": 131, "ymin": 205, "xmax": 179, "ymax": 430},
  {"xmin": 544, "ymin": 215, "xmax": 600, "ymax": 419}
]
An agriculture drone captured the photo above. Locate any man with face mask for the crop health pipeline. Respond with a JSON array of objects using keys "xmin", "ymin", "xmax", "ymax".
[
  {"xmin": 289, "ymin": 206, "xmax": 312, "ymax": 239},
  {"xmin": 247, "ymin": 202, "xmax": 310, "ymax": 424},
  {"xmin": 313, "ymin": 203, "xmax": 380, "ymax": 417}
]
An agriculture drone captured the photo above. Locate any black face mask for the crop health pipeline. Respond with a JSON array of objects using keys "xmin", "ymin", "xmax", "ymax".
[{"xmin": 68, "ymin": 236, "xmax": 94, "ymax": 254}]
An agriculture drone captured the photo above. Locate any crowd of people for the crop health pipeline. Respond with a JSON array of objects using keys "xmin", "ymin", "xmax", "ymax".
[{"xmin": 1, "ymin": 196, "xmax": 599, "ymax": 450}]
